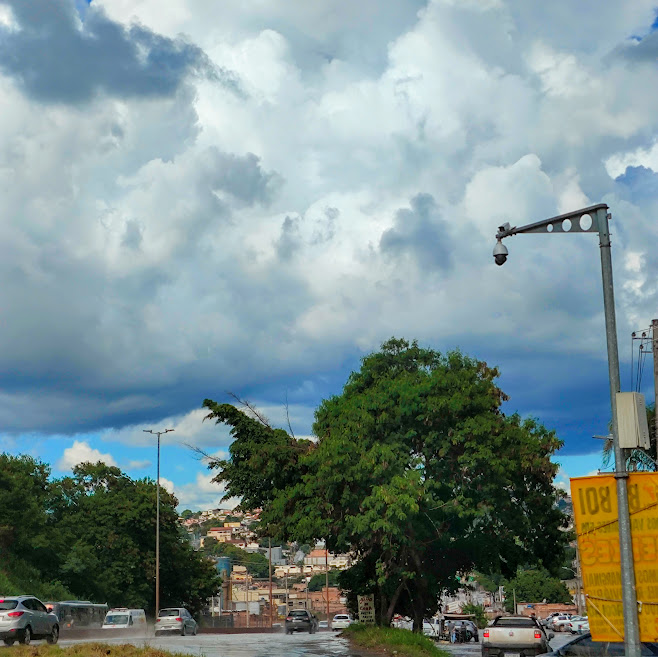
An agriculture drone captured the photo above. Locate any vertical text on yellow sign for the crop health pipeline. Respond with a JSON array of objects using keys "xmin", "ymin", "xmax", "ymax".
[{"xmin": 571, "ymin": 472, "xmax": 658, "ymax": 643}]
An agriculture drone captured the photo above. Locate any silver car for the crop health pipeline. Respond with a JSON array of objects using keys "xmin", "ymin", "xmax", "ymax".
[
  {"xmin": 155, "ymin": 608, "xmax": 197, "ymax": 636},
  {"xmin": 0, "ymin": 595, "xmax": 59, "ymax": 646}
]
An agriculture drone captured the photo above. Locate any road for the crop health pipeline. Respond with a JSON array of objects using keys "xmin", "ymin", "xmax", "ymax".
[
  {"xmin": 58, "ymin": 632, "xmax": 378, "ymax": 657},
  {"xmin": 52, "ymin": 628, "xmax": 577, "ymax": 657}
]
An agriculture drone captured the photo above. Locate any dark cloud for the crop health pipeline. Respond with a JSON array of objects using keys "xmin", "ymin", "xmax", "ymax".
[
  {"xmin": 202, "ymin": 151, "xmax": 282, "ymax": 205},
  {"xmin": 613, "ymin": 31, "xmax": 658, "ymax": 62},
  {"xmin": 380, "ymin": 193, "xmax": 452, "ymax": 271},
  {"xmin": 276, "ymin": 216, "xmax": 301, "ymax": 261},
  {"xmin": 0, "ymin": 0, "xmax": 239, "ymax": 103}
]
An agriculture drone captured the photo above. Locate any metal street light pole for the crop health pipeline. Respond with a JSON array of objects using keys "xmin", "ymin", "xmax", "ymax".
[
  {"xmin": 143, "ymin": 428, "xmax": 174, "ymax": 619},
  {"xmin": 493, "ymin": 204, "xmax": 640, "ymax": 657}
]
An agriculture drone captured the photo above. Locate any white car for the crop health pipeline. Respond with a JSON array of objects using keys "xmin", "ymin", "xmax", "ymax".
[
  {"xmin": 422, "ymin": 619, "xmax": 440, "ymax": 637},
  {"xmin": 332, "ymin": 614, "xmax": 353, "ymax": 630},
  {"xmin": 550, "ymin": 615, "xmax": 572, "ymax": 632},
  {"xmin": 568, "ymin": 617, "xmax": 589, "ymax": 634}
]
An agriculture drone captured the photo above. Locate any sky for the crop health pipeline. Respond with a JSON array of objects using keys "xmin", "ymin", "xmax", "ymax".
[{"xmin": 1, "ymin": 0, "xmax": 658, "ymax": 510}]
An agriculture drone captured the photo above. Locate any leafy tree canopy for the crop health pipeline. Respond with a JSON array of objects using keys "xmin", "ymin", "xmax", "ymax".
[
  {"xmin": 308, "ymin": 569, "xmax": 341, "ymax": 592},
  {"xmin": 203, "ymin": 338, "xmax": 568, "ymax": 630},
  {"xmin": 0, "ymin": 455, "xmax": 221, "ymax": 617},
  {"xmin": 503, "ymin": 568, "xmax": 573, "ymax": 612},
  {"xmin": 206, "ymin": 541, "xmax": 270, "ymax": 579}
]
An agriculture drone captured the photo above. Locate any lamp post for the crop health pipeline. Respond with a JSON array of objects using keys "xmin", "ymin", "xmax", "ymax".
[
  {"xmin": 143, "ymin": 428, "xmax": 174, "ymax": 619},
  {"xmin": 493, "ymin": 203, "xmax": 640, "ymax": 657}
]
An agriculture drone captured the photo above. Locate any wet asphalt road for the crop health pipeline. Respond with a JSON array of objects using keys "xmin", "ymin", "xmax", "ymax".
[
  {"xmin": 52, "ymin": 628, "xmax": 576, "ymax": 657},
  {"xmin": 57, "ymin": 631, "xmax": 377, "ymax": 657}
]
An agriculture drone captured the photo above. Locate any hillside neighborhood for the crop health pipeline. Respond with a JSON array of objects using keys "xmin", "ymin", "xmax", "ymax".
[{"xmin": 178, "ymin": 496, "xmax": 581, "ymax": 626}]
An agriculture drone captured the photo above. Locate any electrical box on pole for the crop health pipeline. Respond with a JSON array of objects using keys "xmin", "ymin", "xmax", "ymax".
[{"xmin": 616, "ymin": 392, "xmax": 651, "ymax": 449}]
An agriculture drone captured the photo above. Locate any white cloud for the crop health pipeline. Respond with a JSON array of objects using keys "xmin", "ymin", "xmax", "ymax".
[
  {"xmin": 57, "ymin": 440, "xmax": 118, "ymax": 472},
  {"xmin": 0, "ymin": 0, "xmax": 658, "ymax": 467},
  {"xmin": 126, "ymin": 459, "xmax": 151, "ymax": 469},
  {"xmin": 172, "ymin": 471, "xmax": 239, "ymax": 511},
  {"xmin": 158, "ymin": 477, "xmax": 175, "ymax": 494}
]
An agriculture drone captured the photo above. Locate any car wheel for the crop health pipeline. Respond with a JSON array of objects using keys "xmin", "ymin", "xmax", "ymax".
[
  {"xmin": 3, "ymin": 639, "xmax": 15, "ymax": 647},
  {"xmin": 193, "ymin": 625, "xmax": 197, "ymax": 636},
  {"xmin": 181, "ymin": 624, "xmax": 186, "ymax": 636},
  {"xmin": 20, "ymin": 626, "xmax": 31, "ymax": 645},
  {"xmin": 47, "ymin": 625, "xmax": 59, "ymax": 645}
]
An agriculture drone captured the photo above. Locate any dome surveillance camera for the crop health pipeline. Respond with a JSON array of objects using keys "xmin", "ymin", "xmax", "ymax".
[{"xmin": 493, "ymin": 240, "xmax": 508, "ymax": 266}]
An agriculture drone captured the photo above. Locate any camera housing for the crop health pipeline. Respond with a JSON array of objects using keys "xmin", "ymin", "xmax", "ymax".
[{"xmin": 493, "ymin": 240, "xmax": 508, "ymax": 266}]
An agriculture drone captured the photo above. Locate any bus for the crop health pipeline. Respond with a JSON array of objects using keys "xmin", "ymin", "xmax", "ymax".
[{"xmin": 45, "ymin": 601, "xmax": 109, "ymax": 630}]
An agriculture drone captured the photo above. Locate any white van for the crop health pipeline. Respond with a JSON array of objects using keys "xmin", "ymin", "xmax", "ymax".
[{"xmin": 102, "ymin": 608, "xmax": 147, "ymax": 630}]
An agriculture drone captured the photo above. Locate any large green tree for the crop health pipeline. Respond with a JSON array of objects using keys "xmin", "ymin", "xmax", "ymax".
[
  {"xmin": 47, "ymin": 462, "xmax": 221, "ymax": 615},
  {"xmin": 0, "ymin": 454, "xmax": 51, "ymax": 558},
  {"xmin": 203, "ymin": 338, "xmax": 568, "ymax": 630}
]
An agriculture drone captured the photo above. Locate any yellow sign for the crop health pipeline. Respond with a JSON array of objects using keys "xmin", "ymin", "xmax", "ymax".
[{"xmin": 571, "ymin": 472, "xmax": 658, "ymax": 642}]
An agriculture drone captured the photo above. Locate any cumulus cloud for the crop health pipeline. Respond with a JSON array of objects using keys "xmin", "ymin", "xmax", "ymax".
[
  {"xmin": 57, "ymin": 440, "xmax": 118, "ymax": 472},
  {"xmin": 173, "ymin": 471, "xmax": 239, "ymax": 511},
  {"xmin": 0, "ymin": 0, "xmax": 657, "ymax": 468}
]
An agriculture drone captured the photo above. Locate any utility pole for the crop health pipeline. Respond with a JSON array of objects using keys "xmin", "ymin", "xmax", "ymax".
[
  {"xmin": 651, "ymin": 319, "xmax": 658, "ymax": 462},
  {"xmin": 325, "ymin": 547, "xmax": 330, "ymax": 629},
  {"xmin": 268, "ymin": 538, "xmax": 273, "ymax": 628},
  {"xmin": 143, "ymin": 428, "xmax": 174, "ymax": 619},
  {"xmin": 246, "ymin": 572, "xmax": 250, "ymax": 628}
]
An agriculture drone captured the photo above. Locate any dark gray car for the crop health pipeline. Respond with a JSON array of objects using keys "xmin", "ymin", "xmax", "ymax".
[
  {"xmin": 285, "ymin": 609, "xmax": 319, "ymax": 634},
  {"xmin": 0, "ymin": 595, "xmax": 60, "ymax": 646},
  {"xmin": 538, "ymin": 633, "xmax": 658, "ymax": 656}
]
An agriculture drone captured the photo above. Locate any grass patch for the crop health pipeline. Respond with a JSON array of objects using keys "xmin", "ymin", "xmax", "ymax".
[
  {"xmin": 0, "ymin": 645, "xmax": 189, "ymax": 657},
  {"xmin": 343, "ymin": 624, "xmax": 450, "ymax": 657}
]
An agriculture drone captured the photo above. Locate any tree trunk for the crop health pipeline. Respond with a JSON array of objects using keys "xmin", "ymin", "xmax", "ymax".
[{"xmin": 385, "ymin": 582, "xmax": 405, "ymax": 626}]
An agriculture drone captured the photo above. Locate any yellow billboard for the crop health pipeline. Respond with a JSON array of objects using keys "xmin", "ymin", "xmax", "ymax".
[{"xmin": 571, "ymin": 472, "xmax": 658, "ymax": 642}]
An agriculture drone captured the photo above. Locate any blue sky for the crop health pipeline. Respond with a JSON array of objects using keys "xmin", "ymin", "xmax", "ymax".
[{"xmin": 1, "ymin": 0, "xmax": 658, "ymax": 509}]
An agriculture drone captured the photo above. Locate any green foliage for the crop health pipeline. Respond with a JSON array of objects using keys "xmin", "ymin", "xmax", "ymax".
[
  {"xmin": 0, "ymin": 553, "xmax": 73, "ymax": 601},
  {"xmin": 46, "ymin": 462, "xmax": 221, "ymax": 615},
  {"xmin": 503, "ymin": 568, "xmax": 573, "ymax": 612},
  {"xmin": 0, "ymin": 454, "xmax": 220, "ymax": 616},
  {"xmin": 308, "ymin": 569, "xmax": 340, "ymax": 591},
  {"xmin": 460, "ymin": 603, "xmax": 488, "ymax": 629},
  {"xmin": 474, "ymin": 571, "xmax": 505, "ymax": 593},
  {"xmin": 344, "ymin": 623, "xmax": 450, "ymax": 657},
  {"xmin": 203, "ymin": 338, "xmax": 568, "ymax": 631},
  {"xmin": 0, "ymin": 453, "xmax": 51, "ymax": 559},
  {"xmin": 209, "ymin": 542, "xmax": 270, "ymax": 579}
]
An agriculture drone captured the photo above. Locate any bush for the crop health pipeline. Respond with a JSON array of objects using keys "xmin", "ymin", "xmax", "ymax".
[{"xmin": 344, "ymin": 624, "xmax": 450, "ymax": 657}]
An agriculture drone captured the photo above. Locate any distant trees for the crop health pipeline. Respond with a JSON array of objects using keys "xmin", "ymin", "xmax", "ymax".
[
  {"xmin": 308, "ymin": 570, "xmax": 340, "ymax": 592},
  {"xmin": 205, "ymin": 541, "xmax": 269, "ymax": 579},
  {"xmin": 503, "ymin": 568, "xmax": 572, "ymax": 612},
  {"xmin": 203, "ymin": 338, "xmax": 568, "ymax": 631},
  {"xmin": 0, "ymin": 455, "xmax": 220, "ymax": 616}
]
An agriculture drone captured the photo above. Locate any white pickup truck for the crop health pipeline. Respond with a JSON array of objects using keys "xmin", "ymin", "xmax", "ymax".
[{"xmin": 482, "ymin": 616, "xmax": 553, "ymax": 657}]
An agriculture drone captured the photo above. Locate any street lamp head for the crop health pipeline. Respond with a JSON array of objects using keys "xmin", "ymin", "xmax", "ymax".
[{"xmin": 493, "ymin": 239, "xmax": 508, "ymax": 266}]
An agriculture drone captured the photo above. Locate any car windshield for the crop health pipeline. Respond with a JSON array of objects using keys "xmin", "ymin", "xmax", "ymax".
[
  {"xmin": 495, "ymin": 618, "xmax": 535, "ymax": 627},
  {"xmin": 105, "ymin": 615, "xmax": 129, "ymax": 624},
  {"xmin": 334, "ymin": 615, "xmax": 349, "ymax": 620},
  {"xmin": 159, "ymin": 609, "xmax": 180, "ymax": 617},
  {"xmin": 0, "ymin": 601, "xmax": 18, "ymax": 610},
  {"xmin": 290, "ymin": 611, "xmax": 308, "ymax": 617}
]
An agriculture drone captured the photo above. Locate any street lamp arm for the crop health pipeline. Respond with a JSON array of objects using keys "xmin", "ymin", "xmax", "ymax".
[{"xmin": 496, "ymin": 203, "xmax": 609, "ymax": 239}]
